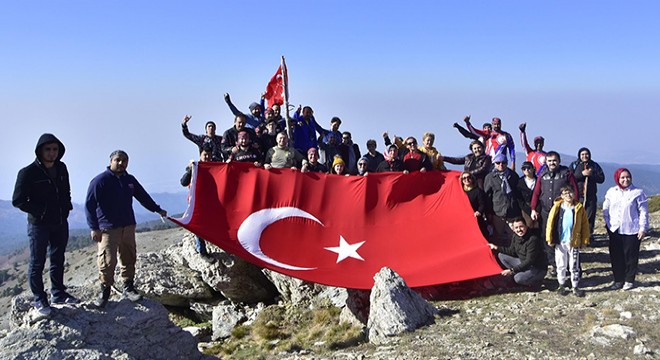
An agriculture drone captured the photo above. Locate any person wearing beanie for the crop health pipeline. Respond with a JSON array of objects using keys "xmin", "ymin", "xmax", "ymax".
[
  {"xmin": 569, "ymin": 147, "xmax": 605, "ymax": 241},
  {"xmin": 331, "ymin": 155, "xmax": 348, "ymax": 175},
  {"xmin": 301, "ymin": 147, "xmax": 328, "ymax": 173},
  {"xmin": 181, "ymin": 115, "xmax": 224, "ymax": 162},
  {"xmin": 484, "ymin": 153, "xmax": 521, "ymax": 245},
  {"xmin": 518, "ymin": 122, "xmax": 547, "ymax": 176},
  {"xmin": 223, "ymin": 92, "xmax": 265, "ymax": 129},
  {"xmin": 603, "ymin": 168, "xmax": 648, "ymax": 291},
  {"xmin": 228, "ymin": 130, "xmax": 263, "ymax": 166},
  {"xmin": 13, "ymin": 133, "xmax": 80, "ymax": 315},
  {"xmin": 357, "ymin": 156, "xmax": 370, "ymax": 176}
]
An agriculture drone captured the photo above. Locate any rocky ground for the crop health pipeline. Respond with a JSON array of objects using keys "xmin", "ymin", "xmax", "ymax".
[{"xmin": 0, "ymin": 214, "xmax": 659, "ymax": 359}]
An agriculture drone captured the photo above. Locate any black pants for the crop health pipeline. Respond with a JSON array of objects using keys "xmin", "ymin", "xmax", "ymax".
[
  {"xmin": 608, "ymin": 229, "xmax": 641, "ymax": 283},
  {"xmin": 582, "ymin": 195, "xmax": 597, "ymax": 236},
  {"xmin": 28, "ymin": 222, "xmax": 69, "ymax": 303}
]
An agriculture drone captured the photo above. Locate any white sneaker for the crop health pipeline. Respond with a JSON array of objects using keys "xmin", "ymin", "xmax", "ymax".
[
  {"xmin": 622, "ymin": 282, "xmax": 635, "ymax": 291},
  {"xmin": 610, "ymin": 282, "xmax": 624, "ymax": 290}
]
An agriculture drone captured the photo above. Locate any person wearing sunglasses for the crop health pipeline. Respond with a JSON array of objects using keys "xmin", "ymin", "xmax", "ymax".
[{"xmin": 484, "ymin": 154, "xmax": 522, "ymax": 245}]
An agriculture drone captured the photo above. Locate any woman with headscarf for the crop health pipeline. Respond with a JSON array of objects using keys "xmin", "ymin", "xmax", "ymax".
[
  {"xmin": 603, "ymin": 168, "xmax": 649, "ymax": 291},
  {"xmin": 461, "ymin": 171, "xmax": 489, "ymax": 238}
]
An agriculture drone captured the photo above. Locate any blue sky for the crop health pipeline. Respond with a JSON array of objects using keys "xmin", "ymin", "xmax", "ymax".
[{"xmin": 2, "ymin": 1, "xmax": 660, "ymax": 202}]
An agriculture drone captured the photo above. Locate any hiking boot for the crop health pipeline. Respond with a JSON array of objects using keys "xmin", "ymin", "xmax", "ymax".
[
  {"xmin": 33, "ymin": 299, "xmax": 52, "ymax": 316},
  {"xmin": 622, "ymin": 282, "xmax": 635, "ymax": 291},
  {"xmin": 609, "ymin": 282, "xmax": 624, "ymax": 290},
  {"xmin": 556, "ymin": 285, "xmax": 569, "ymax": 296},
  {"xmin": 122, "ymin": 281, "xmax": 143, "ymax": 302},
  {"xmin": 94, "ymin": 285, "xmax": 111, "ymax": 308},
  {"xmin": 52, "ymin": 293, "xmax": 81, "ymax": 305},
  {"xmin": 572, "ymin": 288, "xmax": 585, "ymax": 297}
]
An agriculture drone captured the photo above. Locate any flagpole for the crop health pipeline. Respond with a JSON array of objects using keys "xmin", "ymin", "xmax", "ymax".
[{"xmin": 281, "ymin": 56, "xmax": 292, "ymax": 140}]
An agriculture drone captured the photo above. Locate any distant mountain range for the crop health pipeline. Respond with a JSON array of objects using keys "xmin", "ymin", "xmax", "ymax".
[{"xmin": 0, "ymin": 192, "xmax": 188, "ymax": 255}]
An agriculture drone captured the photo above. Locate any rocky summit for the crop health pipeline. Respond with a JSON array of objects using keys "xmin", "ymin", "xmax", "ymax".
[{"xmin": 0, "ymin": 215, "xmax": 659, "ymax": 359}]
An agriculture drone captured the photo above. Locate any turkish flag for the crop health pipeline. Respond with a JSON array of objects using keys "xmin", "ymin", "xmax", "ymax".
[
  {"xmin": 171, "ymin": 162, "xmax": 502, "ymax": 289},
  {"xmin": 264, "ymin": 65, "xmax": 285, "ymax": 108}
]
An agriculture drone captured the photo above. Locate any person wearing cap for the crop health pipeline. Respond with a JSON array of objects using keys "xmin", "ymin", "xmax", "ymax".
[
  {"xmin": 85, "ymin": 150, "xmax": 167, "ymax": 308},
  {"xmin": 181, "ymin": 115, "xmax": 224, "ymax": 162},
  {"xmin": 263, "ymin": 132, "xmax": 305, "ymax": 170},
  {"xmin": 518, "ymin": 122, "xmax": 546, "ymax": 176},
  {"xmin": 221, "ymin": 114, "xmax": 258, "ymax": 159},
  {"xmin": 12, "ymin": 133, "xmax": 79, "ymax": 316},
  {"xmin": 258, "ymin": 118, "xmax": 279, "ymax": 152},
  {"xmin": 465, "ymin": 116, "xmax": 516, "ymax": 171},
  {"xmin": 363, "ymin": 139, "xmax": 385, "ymax": 173},
  {"xmin": 441, "ymin": 140, "xmax": 492, "ymax": 189},
  {"xmin": 377, "ymin": 145, "xmax": 405, "ymax": 172},
  {"xmin": 517, "ymin": 161, "xmax": 539, "ymax": 228},
  {"xmin": 228, "ymin": 130, "xmax": 263, "ymax": 165},
  {"xmin": 569, "ymin": 147, "xmax": 605, "ymax": 240},
  {"xmin": 484, "ymin": 153, "xmax": 522, "ymax": 245},
  {"xmin": 301, "ymin": 147, "xmax": 328, "ymax": 173},
  {"xmin": 223, "ymin": 92, "xmax": 265, "ymax": 129}
]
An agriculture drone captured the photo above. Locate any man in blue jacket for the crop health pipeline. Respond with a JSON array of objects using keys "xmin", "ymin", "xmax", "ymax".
[
  {"xmin": 85, "ymin": 150, "xmax": 167, "ymax": 308},
  {"xmin": 13, "ymin": 133, "xmax": 80, "ymax": 316}
]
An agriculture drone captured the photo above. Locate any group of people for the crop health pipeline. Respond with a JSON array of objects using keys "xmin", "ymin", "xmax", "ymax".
[{"xmin": 11, "ymin": 98, "xmax": 649, "ymax": 316}]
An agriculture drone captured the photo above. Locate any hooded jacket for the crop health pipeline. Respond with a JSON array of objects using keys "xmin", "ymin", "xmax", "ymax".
[{"xmin": 12, "ymin": 134, "xmax": 73, "ymax": 225}]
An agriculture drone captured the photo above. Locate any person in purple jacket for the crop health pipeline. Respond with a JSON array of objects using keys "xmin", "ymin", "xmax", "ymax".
[{"xmin": 85, "ymin": 150, "xmax": 167, "ymax": 308}]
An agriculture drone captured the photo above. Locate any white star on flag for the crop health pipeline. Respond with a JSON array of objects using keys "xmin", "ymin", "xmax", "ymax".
[{"xmin": 324, "ymin": 236, "xmax": 366, "ymax": 263}]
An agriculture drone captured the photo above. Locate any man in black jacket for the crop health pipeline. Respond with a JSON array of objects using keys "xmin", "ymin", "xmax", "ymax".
[
  {"xmin": 12, "ymin": 133, "xmax": 79, "ymax": 316},
  {"xmin": 489, "ymin": 218, "xmax": 547, "ymax": 288},
  {"xmin": 570, "ymin": 147, "xmax": 605, "ymax": 240}
]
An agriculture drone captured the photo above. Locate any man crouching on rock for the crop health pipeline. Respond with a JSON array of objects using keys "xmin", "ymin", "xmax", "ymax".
[
  {"xmin": 489, "ymin": 217, "xmax": 547, "ymax": 288},
  {"xmin": 85, "ymin": 150, "xmax": 167, "ymax": 308}
]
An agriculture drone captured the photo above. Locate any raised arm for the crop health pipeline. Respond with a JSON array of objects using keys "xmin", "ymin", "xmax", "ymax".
[
  {"xmin": 224, "ymin": 93, "xmax": 244, "ymax": 117},
  {"xmin": 519, "ymin": 123, "xmax": 534, "ymax": 154}
]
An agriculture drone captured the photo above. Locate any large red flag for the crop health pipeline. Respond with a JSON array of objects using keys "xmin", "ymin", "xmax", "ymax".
[
  {"xmin": 264, "ymin": 64, "xmax": 285, "ymax": 108},
  {"xmin": 171, "ymin": 162, "xmax": 502, "ymax": 289}
]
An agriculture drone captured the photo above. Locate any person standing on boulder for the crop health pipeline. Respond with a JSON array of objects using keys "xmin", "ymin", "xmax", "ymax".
[
  {"xmin": 13, "ymin": 133, "xmax": 80, "ymax": 316},
  {"xmin": 85, "ymin": 150, "xmax": 167, "ymax": 308}
]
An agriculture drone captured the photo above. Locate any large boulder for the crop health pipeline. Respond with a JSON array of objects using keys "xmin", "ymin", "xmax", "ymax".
[
  {"xmin": 366, "ymin": 267, "xmax": 437, "ymax": 345},
  {"xmin": 262, "ymin": 269, "xmax": 348, "ymax": 307},
  {"xmin": 165, "ymin": 235, "xmax": 278, "ymax": 304},
  {"xmin": 135, "ymin": 251, "xmax": 214, "ymax": 306},
  {"xmin": 2, "ymin": 294, "xmax": 213, "ymax": 359}
]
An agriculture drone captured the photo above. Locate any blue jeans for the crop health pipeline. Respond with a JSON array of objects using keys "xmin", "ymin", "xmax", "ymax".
[
  {"xmin": 27, "ymin": 223, "xmax": 69, "ymax": 303},
  {"xmin": 196, "ymin": 235, "xmax": 208, "ymax": 254},
  {"xmin": 497, "ymin": 253, "xmax": 547, "ymax": 287}
]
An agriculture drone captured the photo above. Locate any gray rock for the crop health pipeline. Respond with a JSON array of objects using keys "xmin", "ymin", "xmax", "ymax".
[
  {"xmin": 262, "ymin": 269, "xmax": 348, "ymax": 307},
  {"xmin": 135, "ymin": 251, "xmax": 214, "ymax": 306},
  {"xmin": 340, "ymin": 289, "xmax": 370, "ymax": 327},
  {"xmin": 633, "ymin": 340, "xmax": 652, "ymax": 355},
  {"xmin": 212, "ymin": 303, "xmax": 246, "ymax": 340},
  {"xmin": 166, "ymin": 235, "xmax": 278, "ymax": 304},
  {"xmin": 591, "ymin": 324, "xmax": 636, "ymax": 340},
  {"xmin": 2, "ymin": 293, "xmax": 213, "ymax": 359},
  {"xmin": 366, "ymin": 267, "xmax": 437, "ymax": 345}
]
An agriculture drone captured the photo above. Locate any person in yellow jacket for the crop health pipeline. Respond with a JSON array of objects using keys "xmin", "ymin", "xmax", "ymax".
[{"xmin": 546, "ymin": 186, "xmax": 590, "ymax": 297}]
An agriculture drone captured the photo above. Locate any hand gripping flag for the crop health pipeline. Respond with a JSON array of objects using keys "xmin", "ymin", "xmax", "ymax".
[{"xmin": 171, "ymin": 162, "xmax": 502, "ymax": 289}]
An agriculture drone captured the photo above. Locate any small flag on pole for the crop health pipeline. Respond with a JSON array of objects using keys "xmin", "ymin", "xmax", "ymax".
[{"xmin": 264, "ymin": 59, "xmax": 288, "ymax": 108}]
